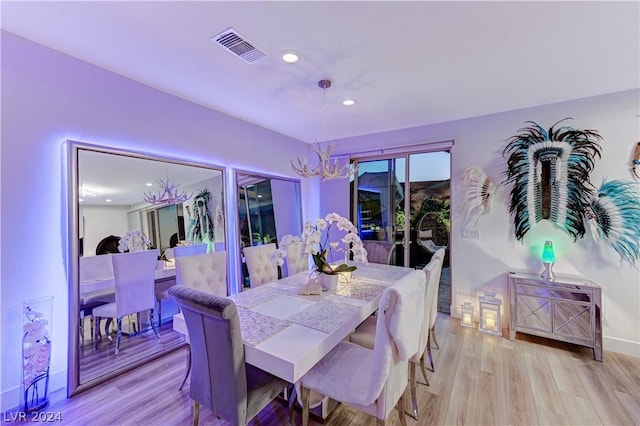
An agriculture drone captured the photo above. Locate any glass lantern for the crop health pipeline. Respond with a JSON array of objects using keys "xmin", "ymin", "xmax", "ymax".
[
  {"xmin": 460, "ymin": 302, "xmax": 474, "ymax": 328},
  {"xmin": 478, "ymin": 292, "xmax": 502, "ymax": 336}
]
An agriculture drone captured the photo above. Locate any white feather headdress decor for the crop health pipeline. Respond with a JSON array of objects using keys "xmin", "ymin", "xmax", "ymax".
[{"xmin": 462, "ymin": 166, "xmax": 497, "ymax": 229}]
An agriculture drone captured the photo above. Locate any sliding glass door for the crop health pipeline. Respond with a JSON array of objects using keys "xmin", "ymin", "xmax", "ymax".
[{"xmin": 351, "ymin": 150, "xmax": 451, "ymax": 269}]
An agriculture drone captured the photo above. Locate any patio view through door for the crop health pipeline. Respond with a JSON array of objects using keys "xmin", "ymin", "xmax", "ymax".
[{"xmin": 350, "ymin": 150, "xmax": 451, "ymax": 312}]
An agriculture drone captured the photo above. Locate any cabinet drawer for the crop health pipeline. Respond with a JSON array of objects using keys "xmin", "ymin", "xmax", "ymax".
[{"xmin": 516, "ymin": 283, "xmax": 592, "ymax": 303}]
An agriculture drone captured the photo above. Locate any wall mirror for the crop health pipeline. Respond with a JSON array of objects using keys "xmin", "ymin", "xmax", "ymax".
[
  {"xmin": 235, "ymin": 171, "xmax": 302, "ymax": 290},
  {"xmin": 67, "ymin": 141, "xmax": 226, "ymax": 395}
]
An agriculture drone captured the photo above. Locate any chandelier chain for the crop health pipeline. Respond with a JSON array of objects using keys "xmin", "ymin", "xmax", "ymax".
[{"xmin": 290, "ymin": 79, "xmax": 358, "ymax": 181}]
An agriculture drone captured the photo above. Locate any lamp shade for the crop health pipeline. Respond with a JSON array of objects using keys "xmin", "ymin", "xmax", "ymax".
[{"xmin": 541, "ymin": 240, "xmax": 556, "ymax": 263}]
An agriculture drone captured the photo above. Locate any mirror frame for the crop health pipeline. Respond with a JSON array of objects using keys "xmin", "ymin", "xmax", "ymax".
[
  {"xmin": 233, "ymin": 169, "xmax": 303, "ymax": 293},
  {"xmin": 66, "ymin": 140, "xmax": 227, "ymax": 396}
]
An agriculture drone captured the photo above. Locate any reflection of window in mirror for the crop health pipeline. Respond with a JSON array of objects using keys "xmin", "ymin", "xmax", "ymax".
[{"xmin": 236, "ymin": 172, "xmax": 302, "ymax": 289}]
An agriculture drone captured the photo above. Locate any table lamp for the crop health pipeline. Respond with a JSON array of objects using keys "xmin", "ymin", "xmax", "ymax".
[{"xmin": 540, "ymin": 240, "xmax": 556, "ymax": 280}]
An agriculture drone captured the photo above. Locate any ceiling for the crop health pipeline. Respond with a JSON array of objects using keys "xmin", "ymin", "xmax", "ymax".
[{"xmin": 2, "ymin": 1, "xmax": 638, "ymax": 144}]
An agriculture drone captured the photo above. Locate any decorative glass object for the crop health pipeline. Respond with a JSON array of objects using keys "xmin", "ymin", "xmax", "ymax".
[
  {"xmin": 540, "ymin": 240, "xmax": 556, "ymax": 280},
  {"xmin": 460, "ymin": 302, "xmax": 474, "ymax": 328},
  {"xmin": 479, "ymin": 292, "xmax": 502, "ymax": 336},
  {"xmin": 21, "ymin": 296, "xmax": 53, "ymax": 413}
]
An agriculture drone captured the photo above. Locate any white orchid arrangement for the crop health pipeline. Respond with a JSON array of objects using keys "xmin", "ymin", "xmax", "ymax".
[
  {"xmin": 22, "ymin": 306, "xmax": 51, "ymax": 390},
  {"xmin": 118, "ymin": 229, "xmax": 151, "ymax": 253},
  {"xmin": 271, "ymin": 213, "xmax": 367, "ymax": 275}
]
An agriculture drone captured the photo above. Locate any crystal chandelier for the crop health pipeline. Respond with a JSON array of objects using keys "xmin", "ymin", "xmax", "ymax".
[
  {"xmin": 291, "ymin": 79, "xmax": 357, "ymax": 181},
  {"xmin": 143, "ymin": 178, "xmax": 191, "ymax": 205}
]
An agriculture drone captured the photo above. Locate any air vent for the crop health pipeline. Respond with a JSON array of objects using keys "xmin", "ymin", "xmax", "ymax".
[{"xmin": 210, "ymin": 28, "xmax": 267, "ymax": 64}]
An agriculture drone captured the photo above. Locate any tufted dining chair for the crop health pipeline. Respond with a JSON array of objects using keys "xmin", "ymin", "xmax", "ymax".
[
  {"xmin": 174, "ymin": 251, "xmax": 228, "ymax": 390},
  {"xmin": 156, "ymin": 243, "xmax": 208, "ymax": 326},
  {"xmin": 79, "ymin": 254, "xmax": 115, "ymax": 344},
  {"xmin": 243, "ymin": 243, "xmax": 278, "ymax": 287},
  {"xmin": 92, "ymin": 250, "xmax": 160, "ymax": 355},
  {"xmin": 349, "ymin": 256, "xmax": 441, "ymax": 420},
  {"xmin": 362, "ymin": 241, "xmax": 395, "ymax": 265},
  {"xmin": 285, "ymin": 240, "xmax": 308, "ymax": 276},
  {"xmin": 299, "ymin": 270, "xmax": 426, "ymax": 426},
  {"xmin": 168, "ymin": 286, "xmax": 288, "ymax": 426}
]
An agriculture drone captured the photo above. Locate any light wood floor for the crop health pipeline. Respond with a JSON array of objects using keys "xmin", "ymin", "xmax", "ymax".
[{"xmin": 17, "ymin": 313, "xmax": 640, "ymax": 425}]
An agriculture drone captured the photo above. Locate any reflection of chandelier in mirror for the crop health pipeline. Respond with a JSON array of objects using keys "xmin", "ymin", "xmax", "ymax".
[
  {"xmin": 143, "ymin": 178, "xmax": 191, "ymax": 205},
  {"xmin": 291, "ymin": 79, "xmax": 357, "ymax": 181}
]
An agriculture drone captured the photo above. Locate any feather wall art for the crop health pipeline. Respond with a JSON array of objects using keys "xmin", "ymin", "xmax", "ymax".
[
  {"xmin": 502, "ymin": 118, "xmax": 602, "ymax": 241},
  {"xmin": 462, "ymin": 166, "xmax": 497, "ymax": 229},
  {"xmin": 587, "ymin": 180, "xmax": 640, "ymax": 264},
  {"xmin": 503, "ymin": 118, "xmax": 640, "ymax": 265},
  {"xmin": 632, "ymin": 141, "xmax": 640, "ymax": 180}
]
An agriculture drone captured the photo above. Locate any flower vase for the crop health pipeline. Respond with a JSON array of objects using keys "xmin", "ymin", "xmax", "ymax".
[
  {"xmin": 21, "ymin": 296, "xmax": 53, "ymax": 413},
  {"xmin": 319, "ymin": 273, "xmax": 338, "ymax": 291}
]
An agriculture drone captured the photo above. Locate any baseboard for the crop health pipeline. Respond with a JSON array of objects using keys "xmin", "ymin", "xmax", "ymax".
[
  {"xmin": 1, "ymin": 368, "xmax": 66, "ymax": 413},
  {"xmin": 603, "ymin": 336, "xmax": 640, "ymax": 358}
]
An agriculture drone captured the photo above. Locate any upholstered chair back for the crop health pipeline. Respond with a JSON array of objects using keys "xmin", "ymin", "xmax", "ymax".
[
  {"xmin": 412, "ymin": 256, "xmax": 440, "ymax": 362},
  {"xmin": 168, "ymin": 286, "xmax": 287, "ymax": 426},
  {"xmin": 80, "ymin": 254, "xmax": 114, "ymax": 282},
  {"xmin": 111, "ymin": 250, "xmax": 159, "ymax": 318},
  {"xmin": 243, "ymin": 243, "xmax": 278, "ymax": 287},
  {"xmin": 362, "ymin": 241, "xmax": 395, "ymax": 265},
  {"xmin": 176, "ymin": 251, "xmax": 227, "ymax": 296},
  {"xmin": 285, "ymin": 241, "xmax": 308, "ymax": 276},
  {"xmin": 428, "ymin": 248, "xmax": 446, "ymax": 329}
]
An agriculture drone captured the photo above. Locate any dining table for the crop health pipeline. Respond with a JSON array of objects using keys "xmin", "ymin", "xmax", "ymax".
[{"xmin": 172, "ymin": 261, "xmax": 418, "ymax": 384}]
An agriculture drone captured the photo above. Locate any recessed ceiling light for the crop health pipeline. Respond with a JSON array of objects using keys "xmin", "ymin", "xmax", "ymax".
[
  {"xmin": 146, "ymin": 182, "xmax": 153, "ymax": 186},
  {"xmin": 343, "ymin": 99, "xmax": 356, "ymax": 106},
  {"xmin": 105, "ymin": 199, "xmax": 112, "ymax": 203},
  {"xmin": 281, "ymin": 51, "xmax": 300, "ymax": 64}
]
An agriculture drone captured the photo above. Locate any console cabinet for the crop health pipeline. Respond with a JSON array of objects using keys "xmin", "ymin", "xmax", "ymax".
[{"xmin": 508, "ymin": 271, "xmax": 602, "ymax": 361}]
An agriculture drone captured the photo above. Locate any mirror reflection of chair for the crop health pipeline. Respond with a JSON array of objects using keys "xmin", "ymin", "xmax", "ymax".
[
  {"xmin": 243, "ymin": 243, "xmax": 277, "ymax": 287},
  {"xmin": 156, "ymin": 243, "xmax": 208, "ymax": 325},
  {"xmin": 362, "ymin": 240, "xmax": 395, "ymax": 265},
  {"xmin": 92, "ymin": 250, "xmax": 160, "ymax": 355},
  {"xmin": 168, "ymin": 286, "xmax": 288, "ymax": 426},
  {"xmin": 285, "ymin": 241, "xmax": 308, "ymax": 276},
  {"xmin": 299, "ymin": 271, "xmax": 425, "ymax": 426},
  {"xmin": 95, "ymin": 235, "xmax": 121, "ymax": 255},
  {"xmin": 79, "ymin": 254, "xmax": 115, "ymax": 345},
  {"xmin": 174, "ymin": 251, "xmax": 228, "ymax": 390}
]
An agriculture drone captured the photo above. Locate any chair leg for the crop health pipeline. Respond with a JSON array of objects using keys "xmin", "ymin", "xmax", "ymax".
[
  {"xmin": 431, "ymin": 325, "xmax": 439, "ymax": 349},
  {"xmin": 301, "ymin": 386, "xmax": 310, "ymax": 426},
  {"xmin": 150, "ymin": 309, "xmax": 160, "ymax": 338},
  {"xmin": 397, "ymin": 391, "xmax": 408, "ymax": 426},
  {"xmin": 115, "ymin": 317, "xmax": 123, "ymax": 356},
  {"xmin": 419, "ymin": 354, "xmax": 430, "ymax": 386},
  {"xmin": 409, "ymin": 362, "xmax": 419, "ymax": 420},
  {"xmin": 179, "ymin": 345, "xmax": 192, "ymax": 391},
  {"xmin": 192, "ymin": 401, "xmax": 200, "ymax": 426},
  {"xmin": 157, "ymin": 298, "xmax": 162, "ymax": 327},
  {"xmin": 94, "ymin": 317, "xmax": 100, "ymax": 350},
  {"xmin": 287, "ymin": 384, "xmax": 297, "ymax": 426},
  {"xmin": 427, "ymin": 334, "xmax": 435, "ymax": 372}
]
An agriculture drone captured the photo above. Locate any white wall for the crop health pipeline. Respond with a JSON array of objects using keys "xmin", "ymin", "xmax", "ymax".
[
  {"xmin": 327, "ymin": 89, "xmax": 640, "ymax": 357},
  {"xmin": 0, "ymin": 31, "xmax": 312, "ymax": 411},
  {"xmin": 80, "ymin": 205, "xmax": 130, "ymax": 256}
]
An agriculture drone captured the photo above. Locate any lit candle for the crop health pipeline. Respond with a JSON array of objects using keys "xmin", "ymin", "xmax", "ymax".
[{"xmin": 485, "ymin": 312, "xmax": 496, "ymax": 329}]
